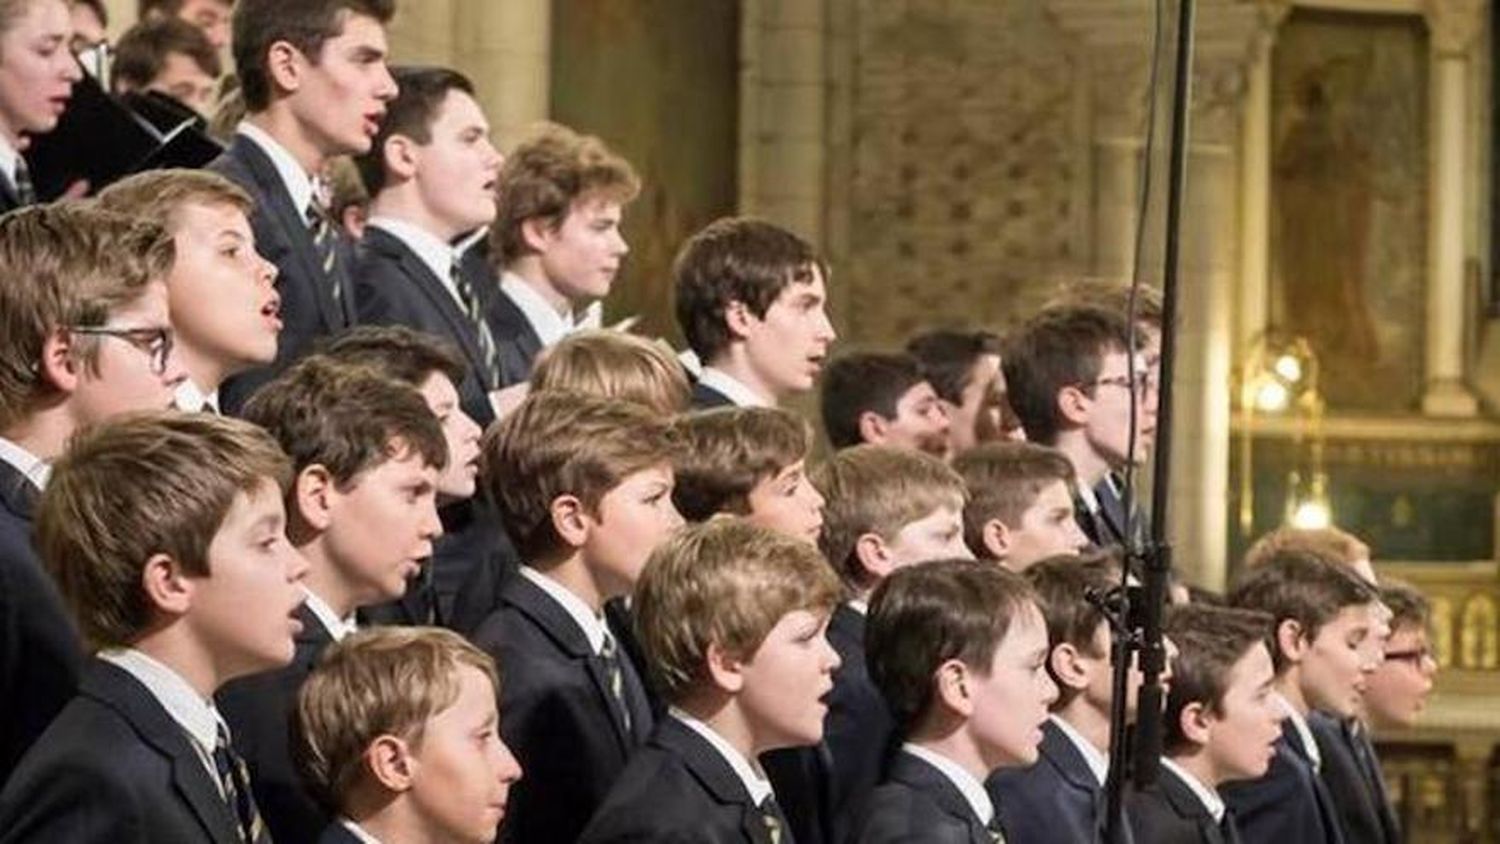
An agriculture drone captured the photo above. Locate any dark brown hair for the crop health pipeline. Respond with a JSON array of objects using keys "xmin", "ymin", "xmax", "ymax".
[
  {"xmin": 354, "ymin": 65, "xmax": 475, "ymax": 195},
  {"xmin": 867, "ymin": 559, "xmax": 1039, "ymax": 733},
  {"xmin": 1379, "ymin": 577, "xmax": 1431, "ymax": 633},
  {"xmin": 1228, "ymin": 549, "xmax": 1379, "ymax": 674},
  {"xmin": 1024, "ymin": 552, "xmax": 1122, "ymax": 707},
  {"xmin": 232, "ymin": 0, "xmax": 394, "ymax": 112},
  {"xmin": 317, "ymin": 325, "xmax": 467, "ymax": 390},
  {"xmin": 905, "ymin": 329, "xmax": 1001, "ymax": 405},
  {"xmin": 1162, "ymin": 603, "xmax": 1275, "ymax": 754},
  {"xmin": 672, "ymin": 216, "xmax": 827, "ymax": 362},
  {"xmin": 1002, "ymin": 305, "xmax": 1133, "ymax": 445},
  {"xmin": 819, "ymin": 351, "xmax": 929, "ymax": 450},
  {"xmin": 111, "ymin": 16, "xmax": 221, "ymax": 92},
  {"xmin": 954, "ymin": 442, "xmax": 1076, "ymax": 559},
  {"xmin": 669, "ymin": 407, "xmax": 810, "ymax": 521}
]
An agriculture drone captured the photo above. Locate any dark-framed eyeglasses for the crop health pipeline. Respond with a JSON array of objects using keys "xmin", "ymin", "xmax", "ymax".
[
  {"xmin": 1084, "ymin": 371, "xmax": 1157, "ymax": 396},
  {"xmin": 67, "ymin": 325, "xmax": 174, "ymax": 375}
]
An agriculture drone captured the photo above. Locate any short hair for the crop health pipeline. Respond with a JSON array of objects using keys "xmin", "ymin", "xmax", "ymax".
[
  {"xmin": 1228, "ymin": 549, "xmax": 1379, "ymax": 674},
  {"xmin": 1025, "ymin": 552, "xmax": 1121, "ymax": 706},
  {"xmin": 954, "ymin": 442, "xmax": 1076, "ymax": 559},
  {"xmin": 207, "ymin": 80, "xmax": 246, "ymax": 143},
  {"xmin": 1162, "ymin": 604, "xmax": 1275, "ymax": 754},
  {"xmin": 0, "ymin": 204, "xmax": 175, "ymax": 430},
  {"xmin": 1046, "ymin": 279, "xmax": 1164, "ymax": 329},
  {"xmin": 531, "ymin": 330, "xmax": 691, "ymax": 417},
  {"xmin": 669, "ymin": 407, "xmax": 810, "ymax": 521},
  {"xmin": 232, "ymin": 0, "xmax": 395, "ymax": 112},
  {"xmin": 905, "ymin": 329, "xmax": 1002, "ymax": 405},
  {"xmin": 814, "ymin": 445, "xmax": 967, "ymax": 590},
  {"xmin": 1379, "ymin": 578, "xmax": 1430, "ymax": 634},
  {"xmin": 819, "ymin": 351, "xmax": 928, "ymax": 450},
  {"xmin": 293, "ymin": 626, "xmax": 500, "ymax": 815},
  {"xmin": 634, "ymin": 519, "xmax": 840, "ymax": 703},
  {"xmin": 317, "ymin": 325, "xmax": 467, "ymax": 390},
  {"xmin": 1002, "ymin": 305, "xmax": 1133, "ymax": 445},
  {"xmin": 673, "ymin": 216, "xmax": 827, "ymax": 362},
  {"xmin": 96, "ymin": 168, "xmax": 253, "ymax": 232},
  {"xmin": 489, "ymin": 122, "xmax": 641, "ymax": 266},
  {"xmin": 70, "ymin": 0, "xmax": 107, "ymax": 26},
  {"xmin": 867, "ymin": 559, "xmax": 1039, "ymax": 733},
  {"xmin": 37, "ymin": 412, "xmax": 291, "ymax": 650},
  {"xmin": 481, "ymin": 390, "xmax": 678, "ymax": 561},
  {"xmin": 354, "ymin": 65, "xmax": 475, "ymax": 196},
  {"xmin": 240, "ymin": 356, "xmax": 448, "ymax": 488},
  {"xmin": 1244, "ymin": 526, "xmax": 1371, "ymax": 571},
  {"xmin": 326, "ymin": 156, "xmax": 369, "ymax": 225},
  {"xmin": 111, "ymin": 16, "xmax": 222, "ymax": 93},
  {"xmin": 139, "ymin": 0, "xmax": 230, "ymax": 14}
]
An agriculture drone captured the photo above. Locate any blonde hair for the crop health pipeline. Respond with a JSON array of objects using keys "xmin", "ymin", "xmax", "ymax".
[
  {"xmin": 0, "ymin": 204, "xmax": 174, "ymax": 429},
  {"xmin": 669, "ymin": 407, "xmax": 810, "ymax": 521},
  {"xmin": 531, "ymin": 330, "xmax": 690, "ymax": 416},
  {"xmin": 36, "ymin": 412, "xmax": 291, "ymax": 650},
  {"xmin": 96, "ymin": 168, "xmax": 254, "ymax": 232},
  {"xmin": 814, "ymin": 444, "xmax": 967, "ymax": 589},
  {"xmin": 1244, "ymin": 526, "xmax": 1371, "ymax": 571},
  {"xmin": 635, "ymin": 519, "xmax": 841, "ymax": 702},
  {"xmin": 481, "ymin": 390, "xmax": 678, "ymax": 561},
  {"xmin": 293, "ymin": 627, "xmax": 499, "ymax": 814}
]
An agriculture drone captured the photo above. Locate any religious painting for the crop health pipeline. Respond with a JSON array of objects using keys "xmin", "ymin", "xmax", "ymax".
[
  {"xmin": 1269, "ymin": 10, "xmax": 1428, "ymax": 412},
  {"xmin": 550, "ymin": 0, "xmax": 740, "ymax": 341}
]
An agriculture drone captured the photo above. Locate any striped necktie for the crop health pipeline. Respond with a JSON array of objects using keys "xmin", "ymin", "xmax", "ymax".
[
  {"xmin": 12, "ymin": 158, "xmax": 35, "ymax": 206},
  {"xmin": 305, "ymin": 201, "xmax": 341, "ymax": 305},
  {"xmin": 213, "ymin": 723, "xmax": 266, "ymax": 843},
  {"xmin": 599, "ymin": 630, "xmax": 632, "ymax": 735},
  {"xmin": 451, "ymin": 259, "xmax": 501, "ymax": 389}
]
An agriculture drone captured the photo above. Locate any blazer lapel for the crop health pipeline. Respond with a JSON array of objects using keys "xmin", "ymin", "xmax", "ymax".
[
  {"xmin": 889, "ymin": 753, "xmax": 992, "ymax": 843},
  {"xmin": 656, "ymin": 717, "xmax": 766, "ymax": 843},
  {"xmin": 229, "ymin": 136, "xmax": 346, "ymax": 332},
  {"xmin": 371, "ymin": 229, "xmax": 491, "ymax": 374},
  {"xmin": 1157, "ymin": 765, "xmax": 1226, "ymax": 844},
  {"xmin": 83, "ymin": 661, "xmax": 241, "ymax": 844},
  {"xmin": 0, "ymin": 459, "xmax": 38, "ymax": 522}
]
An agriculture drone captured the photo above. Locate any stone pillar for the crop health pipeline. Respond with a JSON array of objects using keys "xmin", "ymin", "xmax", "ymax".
[
  {"xmin": 1237, "ymin": 27, "xmax": 1275, "ymax": 356},
  {"xmin": 387, "ymin": 0, "xmax": 457, "ymax": 65},
  {"xmin": 453, "ymin": 0, "xmax": 551, "ymax": 147},
  {"xmin": 738, "ymin": 0, "xmax": 826, "ymax": 243},
  {"xmin": 1421, "ymin": 0, "xmax": 1483, "ymax": 416},
  {"xmin": 1094, "ymin": 138, "xmax": 1143, "ymax": 279}
]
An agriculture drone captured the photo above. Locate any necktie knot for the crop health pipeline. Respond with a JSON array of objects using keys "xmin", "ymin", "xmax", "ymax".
[{"xmin": 758, "ymin": 795, "xmax": 785, "ymax": 844}]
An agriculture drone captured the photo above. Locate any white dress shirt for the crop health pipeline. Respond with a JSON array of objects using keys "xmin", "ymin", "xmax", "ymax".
[
  {"xmin": 1160, "ymin": 757, "xmax": 1226, "ymax": 824},
  {"xmin": 99, "ymin": 648, "xmax": 226, "ymax": 790},
  {"xmin": 500, "ymin": 271, "xmax": 586, "ymax": 348},
  {"xmin": 902, "ymin": 743, "xmax": 996, "ymax": 826},
  {"xmin": 1274, "ymin": 692, "xmax": 1322, "ymax": 772},
  {"xmin": 236, "ymin": 122, "xmax": 316, "ymax": 218},
  {"xmin": 696, "ymin": 366, "xmax": 772, "ymax": 408},
  {"xmin": 518, "ymin": 565, "xmax": 608, "ymax": 655},
  {"xmin": 0, "ymin": 436, "xmax": 49, "ymax": 490},
  {"xmin": 1050, "ymin": 713, "xmax": 1109, "ymax": 786},
  {"xmin": 670, "ymin": 707, "xmax": 773, "ymax": 805},
  {"xmin": 367, "ymin": 216, "xmax": 463, "ymax": 308},
  {"xmin": 302, "ymin": 588, "xmax": 357, "ymax": 642},
  {"xmin": 173, "ymin": 379, "xmax": 220, "ymax": 414}
]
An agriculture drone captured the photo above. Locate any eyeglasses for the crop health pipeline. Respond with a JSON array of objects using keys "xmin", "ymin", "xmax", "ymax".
[
  {"xmin": 68, "ymin": 326, "xmax": 174, "ymax": 375},
  {"xmin": 1383, "ymin": 646, "xmax": 1435, "ymax": 667},
  {"xmin": 1086, "ymin": 372, "xmax": 1157, "ymax": 396}
]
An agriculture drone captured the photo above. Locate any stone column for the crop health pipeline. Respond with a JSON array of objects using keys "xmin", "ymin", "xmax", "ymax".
[
  {"xmin": 1237, "ymin": 25, "xmax": 1276, "ymax": 356},
  {"xmin": 453, "ymin": 0, "xmax": 551, "ymax": 147},
  {"xmin": 1421, "ymin": 0, "xmax": 1483, "ymax": 416},
  {"xmin": 738, "ymin": 0, "xmax": 826, "ymax": 243}
]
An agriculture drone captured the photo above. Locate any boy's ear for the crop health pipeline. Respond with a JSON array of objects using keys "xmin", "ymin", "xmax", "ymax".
[
  {"xmin": 549, "ymin": 494, "xmax": 590, "ymax": 548},
  {"xmin": 1275, "ymin": 618, "xmax": 1308, "ymax": 665},
  {"xmin": 292, "ymin": 465, "xmax": 337, "ymax": 532},
  {"xmin": 704, "ymin": 640, "xmax": 745, "ymax": 694},
  {"xmin": 1056, "ymin": 384, "xmax": 1091, "ymax": 427},
  {"xmin": 932, "ymin": 659, "xmax": 975, "ymax": 718},
  {"xmin": 722, "ymin": 299, "xmax": 756, "ymax": 342},
  {"xmin": 1178, "ymin": 699, "xmax": 1212, "ymax": 747},
  {"xmin": 37, "ymin": 328, "xmax": 80, "ymax": 394},
  {"xmin": 852, "ymin": 532, "xmax": 893, "ymax": 584},
  {"xmin": 1048, "ymin": 642, "xmax": 1093, "ymax": 693},
  {"xmin": 365, "ymin": 735, "xmax": 416, "ymax": 793},
  {"xmin": 263, "ymin": 39, "xmax": 307, "ymax": 97},
  {"xmin": 382, "ymin": 134, "xmax": 420, "ymax": 181},
  {"xmin": 140, "ymin": 552, "xmax": 193, "ymax": 617},
  {"xmin": 856, "ymin": 411, "xmax": 890, "ymax": 446},
  {"xmin": 519, "ymin": 217, "xmax": 557, "ymax": 256},
  {"xmin": 981, "ymin": 518, "xmax": 1012, "ymax": 560}
]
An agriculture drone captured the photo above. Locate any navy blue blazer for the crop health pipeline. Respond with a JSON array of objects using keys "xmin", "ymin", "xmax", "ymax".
[
  {"xmin": 471, "ymin": 572, "xmax": 654, "ymax": 844},
  {"xmin": 0, "ymin": 459, "xmax": 83, "ymax": 788},
  {"xmin": 316, "ymin": 821, "xmax": 364, "ymax": 843},
  {"xmin": 216, "ymin": 603, "xmax": 334, "ymax": 844},
  {"xmin": 691, "ymin": 380, "xmax": 737, "ymax": 410},
  {"xmin": 989, "ymin": 718, "xmax": 1126, "ymax": 844},
  {"xmin": 475, "ymin": 264, "xmax": 544, "ymax": 390},
  {"xmin": 1222, "ymin": 720, "xmax": 1345, "ymax": 844},
  {"xmin": 0, "ymin": 659, "xmax": 245, "ymax": 843},
  {"xmin": 825, "ymin": 603, "xmax": 897, "ymax": 822},
  {"xmin": 1127, "ymin": 763, "xmax": 1238, "ymax": 844},
  {"xmin": 851, "ymin": 751, "xmax": 1001, "ymax": 844},
  {"xmin": 352, "ymin": 225, "xmax": 497, "ymax": 428},
  {"xmin": 579, "ymin": 716, "xmax": 782, "ymax": 844},
  {"xmin": 1308, "ymin": 713, "xmax": 1398, "ymax": 844},
  {"xmin": 209, "ymin": 135, "xmax": 355, "ymax": 412}
]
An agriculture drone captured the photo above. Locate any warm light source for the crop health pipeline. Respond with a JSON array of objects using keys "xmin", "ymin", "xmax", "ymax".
[
  {"xmin": 1237, "ymin": 332, "xmax": 1325, "ymax": 536},
  {"xmin": 1253, "ymin": 379, "xmax": 1290, "ymax": 413},
  {"xmin": 1289, "ymin": 498, "xmax": 1332, "ymax": 529},
  {"xmin": 1273, "ymin": 354, "xmax": 1303, "ymax": 384}
]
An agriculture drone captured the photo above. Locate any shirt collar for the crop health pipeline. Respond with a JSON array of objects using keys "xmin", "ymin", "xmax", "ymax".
[
  {"xmin": 846, "ymin": 599, "xmax": 868, "ymax": 616},
  {"xmin": 697, "ymin": 367, "xmax": 772, "ymax": 408},
  {"xmin": 518, "ymin": 565, "xmax": 608, "ymax": 654},
  {"xmin": 902, "ymin": 743, "xmax": 995, "ymax": 825},
  {"xmin": 500, "ymin": 271, "xmax": 577, "ymax": 347},
  {"xmin": 99, "ymin": 647, "xmax": 223, "ymax": 753},
  {"xmin": 670, "ymin": 707, "xmax": 773, "ymax": 805},
  {"xmin": 1274, "ymin": 692, "xmax": 1321, "ymax": 772},
  {"xmin": 338, "ymin": 820, "xmax": 384, "ymax": 844},
  {"xmin": 1073, "ymin": 479, "xmax": 1101, "ymax": 514},
  {"xmin": 368, "ymin": 216, "xmax": 461, "ymax": 300},
  {"xmin": 0, "ymin": 135, "xmax": 18, "ymax": 188},
  {"xmin": 173, "ymin": 379, "xmax": 220, "ymax": 414},
  {"xmin": 302, "ymin": 587, "xmax": 358, "ymax": 642},
  {"xmin": 0, "ymin": 436, "xmax": 49, "ymax": 490},
  {"xmin": 236, "ymin": 122, "xmax": 316, "ymax": 218},
  {"xmin": 1160, "ymin": 757, "xmax": 1225, "ymax": 823},
  {"xmin": 1049, "ymin": 714, "xmax": 1109, "ymax": 786}
]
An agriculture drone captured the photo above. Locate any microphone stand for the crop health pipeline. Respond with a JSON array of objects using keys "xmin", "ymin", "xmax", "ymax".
[{"xmin": 1099, "ymin": 0, "xmax": 1195, "ymax": 841}]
